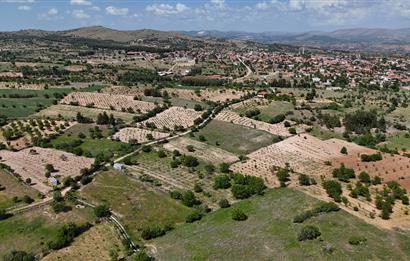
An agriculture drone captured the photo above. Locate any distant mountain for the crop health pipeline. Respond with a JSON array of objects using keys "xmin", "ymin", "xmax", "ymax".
[
  {"xmin": 182, "ymin": 28, "xmax": 410, "ymax": 52},
  {"xmin": 61, "ymin": 26, "xmax": 190, "ymax": 43}
]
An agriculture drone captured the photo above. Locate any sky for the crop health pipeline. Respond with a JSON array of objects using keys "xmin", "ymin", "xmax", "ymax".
[{"xmin": 0, "ymin": 0, "xmax": 409, "ymax": 32}]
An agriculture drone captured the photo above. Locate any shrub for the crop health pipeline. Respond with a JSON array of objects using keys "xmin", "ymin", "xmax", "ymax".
[
  {"xmin": 232, "ymin": 208, "xmax": 247, "ymax": 221},
  {"xmin": 340, "ymin": 146, "xmax": 347, "ymax": 154},
  {"xmin": 185, "ymin": 211, "xmax": 203, "ymax": 223},
  {"xmin": 169, "ymin": 190, "xmax": 182, "ymax": 200},
  {"xmin": 332, "ymin": 164, "xmax": 355, "ymax": 182},
  {"xmin": 372, "ymin": 176, "xmax": 382, "ymax": 185},
  {"xmin": 181, "ymin": 191, "xmax": 200, "ymax": 207},
  {"xmin": 2, "ymin": 251, "xmax": 35, "ymax": 261},
  {"xmin": 293, "ymin": 202, "xmax": 339, "ymax": 223},
  {"xmin": 141, "ymin": 145, "xmax": 152, "ymax": 153},
  {"xmin": 298, "ymin": 174, "xmax": 311, "ymax": 186},
  {"xmin": 218, "ymin": 198, "xmax": 230, "ymax": 208},
  {"xmin": 181, "ymin": 155, "xmax": 199, "ymax": 167},
  {"xmin": 358, "ymin": 171, "xmax": 371, "ymax": 184},
  {"xmin": 349, "ymin": 236, "xmax": 367, "ymax": 245},
  {"xmin": 297, "ymin": 225, "xmax": 321, "ymax": 241},
  {"xmin": 141, "ymin": 226, "xmax": 166, "ymax": 240},
  {"xmin": 322, "ymin": 180, "xmax": 343, "ymax": 202},
  {"xmin": 219, "ymin": 162, "xmax": 230, "ymax": 173},
  {"xmin": 22, "ymin": 195, "xmax": 34, "ymax": 204},
  {"xmin": 213, "ymin": 175, "xmax": 231, "ymax": 189},
  {"xmin": 94, "ymin": 205, "xmax": 110, "ymax": 218},
  {"xmin": 277, "ymin": 168, "xmax": 290, "ymax": 187},
  {"xmin": 288, "ymin": 127, "xmax": 296, "ymax": 134},
  {"xmin": 361, "ymin": 153, "xmax": 382, "ymax": 162}
]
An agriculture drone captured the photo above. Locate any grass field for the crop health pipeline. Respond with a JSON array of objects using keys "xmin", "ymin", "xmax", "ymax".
[
  {"xmin": 234, "ymin": 100, "xmax": 294, "ymax": 122},
  {"xmin": 0, "ymin": 85, "xmax": 103, "ymax": 118},
  {"xmin": 0, "ymin": 170, "xmax": 39, "ymax": 209},
  {"xmin": 309, "ymin": 126, "xmax": 344, "ymax": 140},
  {"xmin": 0, "ymin": 206, "xmax": 94, "ymax": 256},
  {"xmin": 384, "ymin": 132, "xmax": 410, "ymax": 152},
  {"xmin": 196, "ymin": 120, "xmax": 275, "ymax": 155},
  {"xmin": 50, "ymin": 135, "xmax": 133, "ymax": 158},
  {"xmin": 80, "ymin": 171, "xmax": 192, "ymax": 243},
  {"xmin": 65, "ymin": 123, "xmax": 111, "ymax": 138},
  {"xmin": 42, "ymin": 221, "xmax": 124, "ymax": 261},
  {"xmin": 152, "ymin": 188, "xmax": 410, "ymax": 261}
]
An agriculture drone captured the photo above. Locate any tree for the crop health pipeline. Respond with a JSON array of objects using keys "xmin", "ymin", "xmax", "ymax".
[
  {"xmin": 22, "ymin": 195, "xmax": 34, "ymax": 204},
  {"xmin": 332, "ymin": 164, "xmax": 355, "ymax": 182},
  {"xmin": 181, "ymin": 155, "xmax": 199, "ymax": 167},
  {"xmin": 372, "ymin": 176, "xmax": 382, "ymax": 185},
  {"xmin": 322, "ymin": 180, "xmax": 343, "ymax": 202},
  {"xmin": 185, "ymin": 211, "xmax": 203, "ymax": 223},
  {"xmin": 132, "ymin": 250, "xmax": 154, "ymax": 261},
  {"xmin": 358, "ymin": 171, "xmax": 371, "ymax": 184},
  {"xmin": 219, "ymin": 162, "xmax": 230, "ymax": 173},
  {"xmin": 232, "ymin": 208, "xmax": 247, "ymax": 221},
  {"xmin": 2, "ymin": 251, "xmax": 35, "ymax": 261},
  {"xmin": 277, "ymin": 168, "xmax": 290, "ymax": 187},
  {"xmin": 297, "ymin": 225, "xmax": 321, "ymax": 241},
  {"xmin": 298, "ymin": 174, "xmax": 311, "ymax": 186},
  {"xmin": 213, "ymin": 175, "xmax": 231, "ymax": 189},
  {"xmin": 218, "ymin": 198, "xmax": 230, "ymax": 208},
  {"xmin": 340, "ymin": 146, "xmax": 347, "ymax": 154},
  {"xmin": 181, "ymin": 191, "xmax": 200, "ymax": 207},
  {"xmin": 194, "ymin": 104, "xmax": 203, "ymax": 111},
  {"xmin": 94, "ymin": 204, "xmax": 110, "ymax": 218}
]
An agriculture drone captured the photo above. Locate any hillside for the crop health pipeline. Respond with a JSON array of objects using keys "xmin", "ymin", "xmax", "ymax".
[{"xmin": 151, "ymin": 188, "xmax": 410, "ymax": 260}]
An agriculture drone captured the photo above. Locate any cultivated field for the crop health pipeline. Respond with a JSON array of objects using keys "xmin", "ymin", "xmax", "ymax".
[
  {"xmin": 163, "ymin": 88, "xmax": 247, "ymax": 102},
  {"xmin": 101, "ymin": 85, "xmax": 146, "ymax": 96},
  {"xmin": 140, "ymin": 106, "xmax": 202, "ymax": 130},
  {"xmin": 60, "ymin": 92, "xmax": 157, "ymax": 113},
  {"xmin": 0, "ymin": 170, "xmax": 39, "ymax": 209},
  {"xmin": 215, "ymin": 110, "xmax": 304, "ymax": 137},
  {"xmin": 112, "ymin": 127, "xmax": 169, "ymax": 143},
  {"xmin": 0, "ymin": 147, "xmax": 94, "ymax": 193},
  {"xmin": 0, "ymin": 119, "xmax": 74, "ymax": 150},
  {"xmin": 230, "ymin": 134, "xmax": 363, "ymax": 185},
  {"xmin": 163, "ymin": 137, "xmax": 239, "ymax": 164},
  {"xmin": 34, "ymin": 104, "xmax": 135, "ymax": 122}
]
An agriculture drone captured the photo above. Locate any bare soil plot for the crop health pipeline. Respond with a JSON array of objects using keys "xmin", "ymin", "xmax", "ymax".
[
  {"xmin": 215, "ymin": 110, "xmax": 305, "ymax": 137},
  {"xmin": 34, "ymin": 104, "xmax": 135, "ymax": 122},
  {"xmin": 330, "ymin": 144, "xmax": 410, "ymax": 193},
  {"xmin": 0, "ymin": 147, "xmax": 94, "ymax": 194},
  {"xmin": 112, "ymin": 127, "xmax": 169, "ymax": 143},
  {"xmin": 140, "ymin": 106, "xmax": 202, "ymax": 130},
  {"xmin": 163, "ymin": 88, "xmax": 247, "ymax": 102},
  {"xmin": 60, "ymin": 92, "xmax": 157, "ymax": 113},
  {"xmin": 42, "ymin": 222, "xmax": 124, "ymax": 261},
  {"xmin": 163, "ymin": 137, "xmax": 239, "ymax": 164}
]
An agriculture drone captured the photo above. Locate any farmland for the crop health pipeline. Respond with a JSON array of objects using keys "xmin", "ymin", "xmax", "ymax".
[
  {"xmin": 0, "ymin": 147, "xmax": 94, "ymax": 193},
  {"xmin": 140, "ymin": 106, "xmax": 202, "ymax": 130},
  {"xmin": 195, "ymin": 119, "xmax": 276, "ymax": 155},
  {"xmin": 0, "ymin": 170, "xmax": 39, "ymax": 209},
  {"xmin": 112, "ymin": 127, "xmax": 169, "ymax": 143}
]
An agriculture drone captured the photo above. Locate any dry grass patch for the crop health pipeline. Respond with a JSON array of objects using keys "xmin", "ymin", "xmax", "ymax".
[
  {"xmin": 140, "ymin": 106, "xmax": 202, "ymax": 130},
  {"xmin": 163, "ymin": 137, "xmax": 239, "ymax": 164},
  {"xmin": 112, "ymin": 127, "xmax": 169, "ymax": 143}
]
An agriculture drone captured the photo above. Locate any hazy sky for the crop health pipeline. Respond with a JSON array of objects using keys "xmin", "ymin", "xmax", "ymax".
[{"xmin": 0, "ymin": 0, "xmax": 409, "ymax": 32}]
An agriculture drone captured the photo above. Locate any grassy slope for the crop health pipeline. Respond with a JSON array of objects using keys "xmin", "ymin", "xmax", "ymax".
[
  {"xmin": 0, "ymin": 170, "xmax": 39, "ymax": 209},
  {"xmin": 196, "ymin": 120, "xmax": 274, "ymax": 155},
  {"xmin": 80, "ymin": 171, "xmax": 192, "ymax": 243},
  {"xmin": 0, "ymin": 207, "xmax": 94, "ymax": 256},
  {"xmin": 234, "ymin": 100, "xmax": 294, "ymax": 122},
  {"xmin": 50, "ymin": 134, "xmax": 132, "ymax": 157},
  {"xmin": 152, "ymin": 188, "xmax": 410, "ymax": 261}
]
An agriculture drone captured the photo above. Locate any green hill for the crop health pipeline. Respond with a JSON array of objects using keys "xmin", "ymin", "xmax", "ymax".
[{"xmin": 151, "ymin": 188, "xmax": 410, "ymax": 260}]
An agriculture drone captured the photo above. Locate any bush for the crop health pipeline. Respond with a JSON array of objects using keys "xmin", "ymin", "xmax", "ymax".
[
  {"xmin": 181, "ymin": 191, "xmax": 200, "ymax": 207},
  {"xmin": 219, "ymin": 162, "xmax": 230, "ymax": 173},
  {"xmin": 340, "ymin": 146, "xmax": 347, "ymax": 154},
  {"xmin": 348, "ymin": 236, "xmax": 367, "ymax": 245},
  {"xmin": 47, "ymin": 222, "xmax": 92, "ymax": 250},
  {"xmin": 332, "ymin": 164, "xmax": 355, "ymax": 182},
  {"xmin": 288, "ymin": 127, "xmax": 296, "ymax": 134},
  {"xmin": 232, "ymin": 208, "xmax": 247, "ymax": 221},
  {"xmin": 323, "ymin": 180, "xmax": 343, "ymax": 202},
  {"xmin": 372, "ymin": 176, "xmax": 382, "ymax": 185},
  {"xmin": 213, "ymin": 175, "xmax": 231, "ymax": 189},
  {"xmin": 218, "ymin": 198, "xmax": 230, "ymax": 208},
  {"xmin": 293, "ymin": 202, "xmax": 339, "ymax": 223},
  {"xmin": 297, "ymin": 225, "xmax": 321, "ymax": 241},
  {"xmin": 94, "ymin": 205, "xmax": 110, "ymax": 218},
  {"xmin": 2, "ymin": 251, "xmax": 35, "ymax": 261},
  {"xmin": 169, "ymin": 190, "xmax": 182, "ymax": 200},
  {"xmin": 185, "ymin": 211, "xmax": 203, "ymax": 223},
  {"xmin": 298, "ymin": 174, "xmax": 311, "ymax": 186},
  {"xmin": 277, "ymin": 168, "xmax": 290, "ymax": 187},
  {"xmin": 22, "ymin": 195, "xmax": 34, "ymax": 204},
  {"xmin": 358, "ymin": 171, "xmax": 371, "ymax": 184},
  {"xmin": 361, "ymin": 153, "xmax": 382, "ymax": 162},
  {"xmin": 141, "ymin": 226, "xmax": 166, "ymax": 240},
  {"xmin": 181, "ymin": 155, "xmax": 199, "ymax": 167}
]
